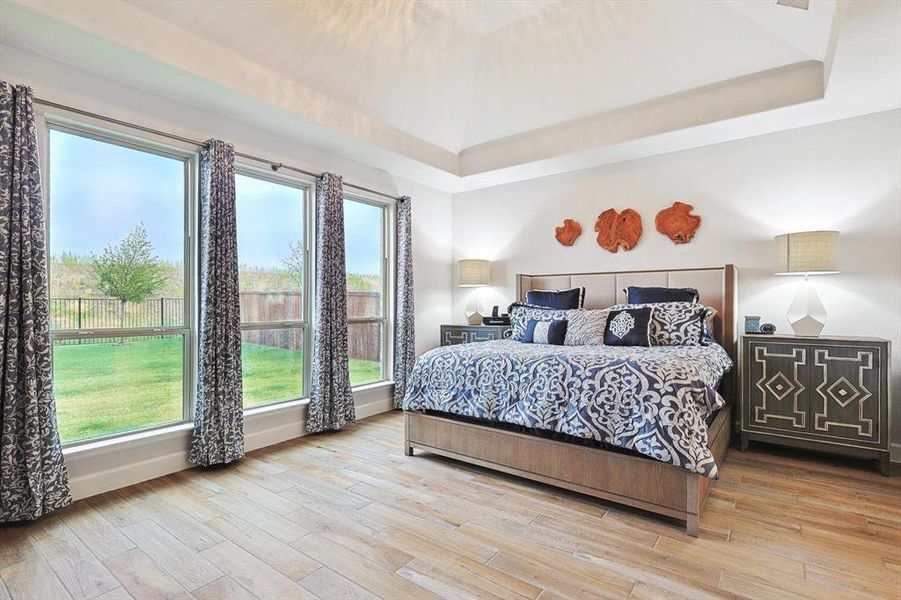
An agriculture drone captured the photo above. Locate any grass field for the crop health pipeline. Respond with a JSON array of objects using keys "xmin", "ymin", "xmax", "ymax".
[{"xmin": 52, "ymin": 336, "xmax": 381, "ymax": 443}]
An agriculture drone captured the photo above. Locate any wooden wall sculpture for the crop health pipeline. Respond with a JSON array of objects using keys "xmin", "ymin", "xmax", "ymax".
[
  {"xmin": 656, "ymin": 201, "xmax": 701, "ymax": 244},
  {"xmin": 594, "ymin": 208, "xmax": 642, "ymax": 253},
  {"xmin": 554, "ymin": 219, "xmax": 582, "ymax": 246}
]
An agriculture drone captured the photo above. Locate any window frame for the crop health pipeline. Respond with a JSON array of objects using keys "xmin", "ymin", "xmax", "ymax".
[
  {"xmin": 37, "ymin": 109, "xmax": 398, "ymax": 449},
  {"xmin": 234, "ymin": 164, "xmax": 313, "ymax": 410},
  {"xmin": 40, "ymin": 113, "xmax": 199, "ymax": 447},
  {"xmin": 343, "ymin": 193, "xmax": 393, "ymax": 387}
]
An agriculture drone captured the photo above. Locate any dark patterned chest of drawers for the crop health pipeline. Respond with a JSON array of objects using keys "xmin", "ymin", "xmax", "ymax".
[
  {"xmin": 440, "ymin": 325, "xmax": 511, "ymax": 346},
  {"xmin": 740, "ymin": 334, "xmax": 891, "ymax": 475}
]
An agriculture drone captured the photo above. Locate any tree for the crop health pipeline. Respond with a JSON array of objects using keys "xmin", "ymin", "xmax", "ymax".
[
  {"xmin": 281, "ymin": 240, "xmax": 304, "ymax": 291},
  {"xmin": 92, "ymin": 223, "xmax": 167, "ymax": 330}
]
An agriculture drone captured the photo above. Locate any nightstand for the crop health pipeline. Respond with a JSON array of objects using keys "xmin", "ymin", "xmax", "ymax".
[
  {"xmin": 440, "ymin": 324, "xmax": 511, "ymax": 346},
  {"xmin": 740, "ymin": 334, "xmax": 891, "ymax": 475}
]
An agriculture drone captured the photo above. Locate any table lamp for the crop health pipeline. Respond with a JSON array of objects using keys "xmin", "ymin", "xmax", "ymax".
[
  {"xmin": 775, "ymin": 230, "xmax": 839, "ymax": 336},
  {"xmin": 458, "ymin": 259, "xmax": 490, "ymax": 325}
]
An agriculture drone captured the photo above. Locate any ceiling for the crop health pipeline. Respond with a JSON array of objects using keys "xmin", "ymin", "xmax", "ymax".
[
  {"xmin": 0, "ymin": 0, "xmax": 899, "ymax": 192},
  {"xmin": 118, "ymin": 0, "xmax": 823, "ymax": 152}
]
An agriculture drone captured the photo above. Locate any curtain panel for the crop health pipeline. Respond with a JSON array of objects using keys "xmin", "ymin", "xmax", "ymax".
[
  {"xmin": 0, "ymin": 82, "xmax": 72, "ymax": 522},
  {"xmin": 307, "ymin": 173, "xmax": 355, "ymax": 433},
  {"xmin": 393, "ymin": 196, "xmax": 415, "ymax": 408},
  {"xmin": 189, "ymin": 139, "xmax": 244, "ymax": 466}
]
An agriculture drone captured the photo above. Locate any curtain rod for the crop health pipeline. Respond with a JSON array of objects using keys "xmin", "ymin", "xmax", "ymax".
[{"xmin": 35, "ymin": 97, "xmax": 404, "ymax": 202}]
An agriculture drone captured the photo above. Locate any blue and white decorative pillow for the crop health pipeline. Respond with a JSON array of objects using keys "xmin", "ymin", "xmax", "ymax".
[
  {"xmin": 603, "ymin": 307, "xmax": 652, "ymax": 346},
  {"xmin": 510, "ymin": 304, "xmax": 612, "ymax": 346},
  {"xmin": 625, "ymin": 286, "xmax": 698, "ymax": 304},
  {"xmin": 564, "ymin": 308, "xmax": 609, "ymax": 346},
  {"xmin": 610, "ymin": 301, "xmax": 712, "ymax": 346},
  {"xmin": 523, "ymin": 318, "xmax": 568, "ymax": 345},
  {"xmin": 701, "ymin": 307, "xmax": 718, "ymax": 344},
  {"xmin": 526, "ymin": 287, "xmax": 585, "ymax": 310},
  {"xmin": 509, "ymin": 303, "xmax": 570, "ymax": 341}
]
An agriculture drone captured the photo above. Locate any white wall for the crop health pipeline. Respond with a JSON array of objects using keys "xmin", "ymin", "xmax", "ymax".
[
  {"xmin": 453, "ymin": 110, "xmax": 901, "ymax": 446},
  {"xmin": 403, "ymin": 179, "xmax": 454, "ymax": 355},
  {"xmin": 1, "ymin": 45, "xmax": 454, "ymax": 497}
]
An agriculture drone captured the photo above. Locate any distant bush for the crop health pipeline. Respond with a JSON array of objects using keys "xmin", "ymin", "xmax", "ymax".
[
  {"xmin": 347, "ymin": 272, "xmax": 381, "ymax": 292},
  {"xmin": 51, "ymin": 255, "xmax": 381, "ymax": 297}
]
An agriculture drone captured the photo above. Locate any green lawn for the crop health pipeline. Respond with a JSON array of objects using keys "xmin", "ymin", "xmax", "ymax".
[{"xmin": 52, "ymin": 336, "xmax": 382, "ymax": 443}]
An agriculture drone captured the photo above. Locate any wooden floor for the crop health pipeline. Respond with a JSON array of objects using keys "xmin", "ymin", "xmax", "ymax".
[{"xmin": 2, "ymin": 412, "xmax": 899, "ymax": 600}]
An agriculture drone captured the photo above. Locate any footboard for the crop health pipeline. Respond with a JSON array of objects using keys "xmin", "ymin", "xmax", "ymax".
[{"xmin": 405, "ymin": 406, "xmax": 731, "ymax": 536}]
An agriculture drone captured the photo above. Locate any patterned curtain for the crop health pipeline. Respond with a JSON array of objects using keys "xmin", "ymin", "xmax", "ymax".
[
  {"xmin": 393, "ymin": 196, "xmax": 415, "ymax": 408},
  {"xmin": 189, "ymin": 139, "xmax": 244, "ymax": 466},
  {"xmin": 307, "ymin": 173, "xmax": 355, "ymax": 433},
  {"xmin": 0, "ymin": 82, "xmax": 72, "ymax": 522}
]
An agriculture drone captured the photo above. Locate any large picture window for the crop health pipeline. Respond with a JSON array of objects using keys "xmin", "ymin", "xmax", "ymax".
[
  {"xmin": 344, "ymin": 197, "xmax": 388, "ymax": 386},
  {"xmin": 47, "ymin": 125, "xmax": 193, "ymax": 444},
  {"xmin": 44, "ymin": 114, "xmax": 395, "ymax": 446},
  {"xmin": 235, "ymin": 171, "xmax": 309, "ymax": 408}
]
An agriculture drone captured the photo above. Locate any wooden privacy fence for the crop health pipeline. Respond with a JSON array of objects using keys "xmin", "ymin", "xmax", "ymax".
[
  {"xmin": 347, "ymin": 321, "xmax": 382, "ymax": 364},
  {"xmin": 50, "ymin": 291, "xmax": 382, "ymax": 361}
]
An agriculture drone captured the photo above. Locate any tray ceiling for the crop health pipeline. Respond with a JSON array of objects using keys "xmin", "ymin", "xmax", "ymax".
[
  {"xmin": 119, "ymin": 0, "xmax": 827, "ymax": 152},
  {"xmin": 1, "ymin": 0, "xmax": 898, "ymax": 192}
]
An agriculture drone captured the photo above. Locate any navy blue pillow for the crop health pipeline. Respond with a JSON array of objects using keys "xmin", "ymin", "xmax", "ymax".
[
  {"xmin": 626, "ymin": 286, "xmax": 698, "ymax": 304},
  {"xmin": 526, "ymin": 287, "xmax": 585, "ymax": 309},
  {"xmin": 603, "ymin": 307, "xmax": 652, "ymax": 347},
  {"xmin": 523, "ymin": 318, "xmax": 568, "ymax": 345}
]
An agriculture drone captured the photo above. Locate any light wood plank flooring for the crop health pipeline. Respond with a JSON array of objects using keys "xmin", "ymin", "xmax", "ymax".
[{"xmin": 2, "ymin": 412, "xmax": 899, "ymax": 600}]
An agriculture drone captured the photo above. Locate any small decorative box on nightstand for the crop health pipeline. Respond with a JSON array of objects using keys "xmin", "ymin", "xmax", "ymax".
[
  {"xmin": 740, "ymin": 334, "xmax": 891, "ymax": 475},
  {"xmin": 440, "ymin": 324, "xmax": 511, "ymax": 346}
]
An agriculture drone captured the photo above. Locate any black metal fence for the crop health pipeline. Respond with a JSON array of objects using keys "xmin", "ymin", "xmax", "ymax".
[
  {"xmin": 51, "ymin": 297, "xmax": 184, "ymax": 331},
  {"xmin": 50, "ymin": 292, "xmax": 382, "ymax": 361}
]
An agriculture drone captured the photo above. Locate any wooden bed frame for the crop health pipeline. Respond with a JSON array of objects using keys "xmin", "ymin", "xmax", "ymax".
[{"xmin": 404, "ymin": 265, "xmax": 737, "ymax": 536}]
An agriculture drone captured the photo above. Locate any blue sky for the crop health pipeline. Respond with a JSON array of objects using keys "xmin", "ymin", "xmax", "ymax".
[
  {"xmin": 49, "ymin": 129, "xmax": 185, "ymax": 263},
  {"xmin": 49, "ymin": 129, "xmax": 382, "ymax": 275}
]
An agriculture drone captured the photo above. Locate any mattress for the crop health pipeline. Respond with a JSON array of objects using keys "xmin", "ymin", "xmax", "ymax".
[{"xmin": 402, "ymin": 339, "xmax": 733, "ymax": 478}]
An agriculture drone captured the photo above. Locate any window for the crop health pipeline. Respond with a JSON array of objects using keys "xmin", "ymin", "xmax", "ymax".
[
  {"xmin": 44, "ymin": 113, "xmax": 395, "ymax": 446},
  {"xmin": 235, "ymin": 171, "xmax": 309, "ymax": 408},
  {"xmin": 344, "ymin": 197, "xmax": 388, "ymax": 386},
  {"xmin": 47, "ymin": 125, "xmax": 193, "ymax": 444}
]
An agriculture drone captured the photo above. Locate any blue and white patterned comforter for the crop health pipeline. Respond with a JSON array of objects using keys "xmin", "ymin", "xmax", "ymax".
[{"xmin": 403, "ymin": 340, "xmax": 733, "ymax": 478}]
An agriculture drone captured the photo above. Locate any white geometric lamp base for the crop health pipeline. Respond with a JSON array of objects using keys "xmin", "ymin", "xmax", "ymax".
[
  {"xmin": 787, "ymin": 281, "xmax": 827, "ymax": 337},
  {"xmin": 464, "ymin": 309, "xmax": 485, "ymax": 325},
  {"xmin": 463, "ymin": 291, "xmax": 485, "ymax": 325}
]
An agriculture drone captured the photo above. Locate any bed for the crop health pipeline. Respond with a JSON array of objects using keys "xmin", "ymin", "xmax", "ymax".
[{"xmin": 403, "ymin": 265, "xmax": 737, "ymax": 536}]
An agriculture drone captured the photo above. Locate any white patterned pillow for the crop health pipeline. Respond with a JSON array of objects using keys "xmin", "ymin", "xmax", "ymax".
[
  {"xmin": 509, "ymin": 303, "xmax": 571, "ymax": 341},
  {"xmin": 564, "ymin": 309, "xmax": 609, "ymax": 346},
  {"xmin": 610, "ymin": 301, "xmax": 712, "ymax": 346}
]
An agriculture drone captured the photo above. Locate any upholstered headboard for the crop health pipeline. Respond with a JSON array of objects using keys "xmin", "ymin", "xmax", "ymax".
[{"xmin": 517, "ymin": 265, "xmax": 738, "ymax": 401}]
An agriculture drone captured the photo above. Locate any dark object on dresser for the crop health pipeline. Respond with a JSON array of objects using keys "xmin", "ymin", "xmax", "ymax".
[
  {"xmin": 744, "ymin": 315, "xmax": 761, "ymax": 334},
  {"xmin": 482, "ymin": 316, "xmax": 511, "ymax": 326},
  {"xmin": 441, "ymin": 324, "xmax": 511, "ymax": 346},
  {"xmin": 740, "ymin": 334, "xmax": 891, "ymax": 475}
]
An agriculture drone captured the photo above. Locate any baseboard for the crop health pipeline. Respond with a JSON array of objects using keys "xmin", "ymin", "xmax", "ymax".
[
  {"xmin": 357, "ymin": 396, "xmax": 395, "ymax": 420},
  {"xmin": 66, "ymin": 431, "xmax": 193, "ymax": 500},
  {"xmin": 892, "ymin": 442, "xmax": 901, "ymax": 464},
  {"xmin": 66, "ymin": 386, "xmax": 396, "ymax": 501}
]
